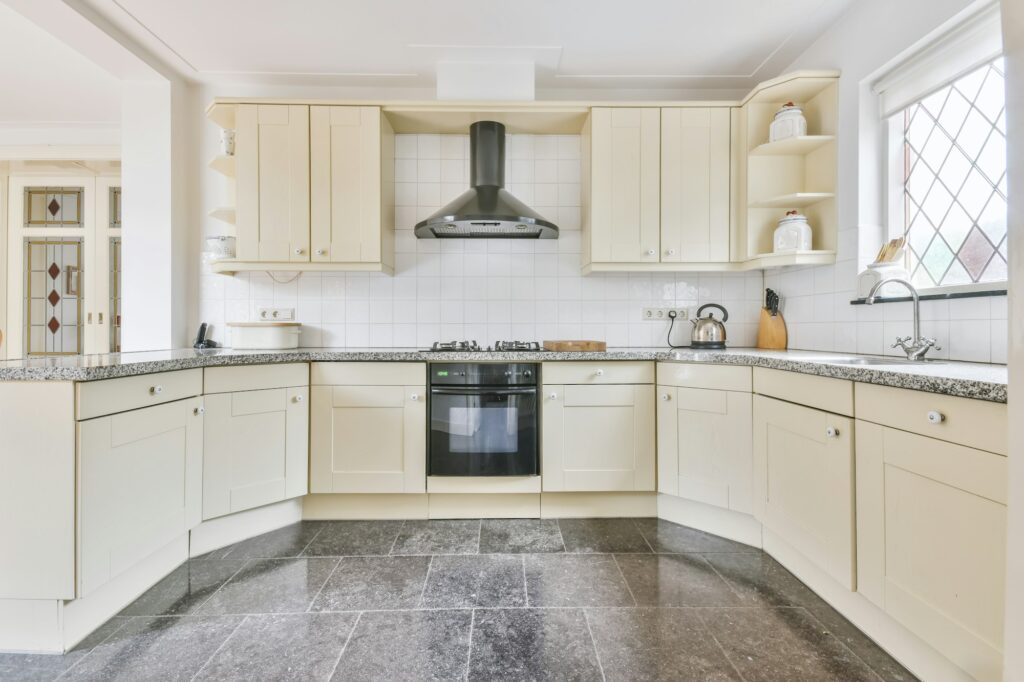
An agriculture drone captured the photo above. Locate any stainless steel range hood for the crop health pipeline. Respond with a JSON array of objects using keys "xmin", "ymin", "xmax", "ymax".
[{"xmin": 414, "ymin": 121, "xmax": 558, "ymax": 239}]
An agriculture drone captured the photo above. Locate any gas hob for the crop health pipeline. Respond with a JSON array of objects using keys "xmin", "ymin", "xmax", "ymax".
[{"xmin": 426, "ymin": 340, "xmax": 543, "ymax": 352}]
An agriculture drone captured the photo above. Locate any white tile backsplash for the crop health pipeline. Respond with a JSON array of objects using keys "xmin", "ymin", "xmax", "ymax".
[{"xmin": 200, "ymin": 133, "xmax": 764, "ymax": 349}]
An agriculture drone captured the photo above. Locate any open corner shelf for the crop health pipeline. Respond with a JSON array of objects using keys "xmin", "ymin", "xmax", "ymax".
[
  {"xmin": 749, "ymin": 135, "xmax": 835, "ymax": 156},
  {"xmin": 208, "ymin": 207, "xmax": 236, "ymax": 224},
  {"xmin": 208, "ymin": 155, "xmax": 236, "ymax": 177},
  {"xmin": 206, "ymin": 103, "xmax": 236, "ymax": 130},
  {"xmin": 749, "ymin": 192, "xmax": 835, "ymax": 209},
  {"xmin": 210, "ymin": 260, "xmax": 395, "ymax": 277},
  {"xmin": 746, "ymin": 250, "xmax": 836, "ymax": 269}
]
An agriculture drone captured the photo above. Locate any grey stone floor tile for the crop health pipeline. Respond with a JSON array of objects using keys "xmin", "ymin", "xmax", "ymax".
[
  {"xmin": 807, "ymin": 605, "xmax": 918, "ymax": 681},
  {"xmin": 0, "ymin": 617, "xmax": 128, "ymax": 682},
  {"xmin": 59, "ymin": 615, "xmax": 243, "ymax": 681},
  {"xmin": 391, "ymin": 519, "xmax": 481, "ymax": 555},
  {"xmin": 634, "ymin": 518, "xmax": 760, "ymax": 554},
  {"xmin": 524, "ymin": 554, "xmax": 634, "ymax": 607},
  {"xmin": 310, "ymin": 555, "xmax": 430, "ymax": 611},
  {"xmin": 702, "ymin": 552, "xmax": 825, "ymax": 607},
  {"xmin": 468, "ymin": 609, "xmax": 602, "ymax": 681},
  {"xmin": 479, "ymin": 519, "xmax": 565, "ymax": 553},
  {"xmin": 194, "ymin": 612, "xmax": 358, "ymax": 681},
  {"xmin": 209, "ymin": 521, "xmax": 325, "ymax": 561},
  {"xmin": 331, "ymin": 610, "xmax": 472, "ymax": 681},
  {"xmin": 119, "ymin": 560, "xmax": 245, "ymax": 616},
  {"xmin": 587, "ymin": 607, "xmax": 741, "ymax": 681},
  {"xmin": 421, "ymin": 555, "xmax": 526, "ymax": 608},
  {"xmin": 198, "ymin": 558, "xmax": 337, "ymax": 614},
  {"xmin": 558, "ymin": 518, "xmax": 653, "ymax": 553},
  {"xmin": 615, "ymin": 553, "xmax": 743, "ymax": 606},
  {"xmin": 700, "ymin": 607, "xmax": 879, "ymax": 682},
  {"xmin": 301, "ymin": 520, "xmax": 405, "ymax": 556}
]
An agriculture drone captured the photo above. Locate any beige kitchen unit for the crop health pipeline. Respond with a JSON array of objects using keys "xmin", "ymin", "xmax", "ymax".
[
  {"xmin": 310, "ymin": 362, "xmax": 426, "ymax": 494},
  {"xmin": 656, "ymin": 362, "xmax": 753, "ymax": 513},
  {"xmin": 202, "ymin": 363, "xmax": 309, "ymax": 520},
  {"xmin": 752, "ymin": 367, "xmax": 855, "ymax": 589},
  {"xmin": 855, "ymin": 383, "xmax": 1009, "ymax": 682},
  {"xmin": 542, "ymin": 361, "xmax": 655, "ymax": 492}
]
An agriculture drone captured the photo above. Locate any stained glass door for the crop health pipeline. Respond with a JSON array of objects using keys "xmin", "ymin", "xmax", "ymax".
[{"xmin": 24, "ymin": 239, "xmax": 83, "ymax": 355}]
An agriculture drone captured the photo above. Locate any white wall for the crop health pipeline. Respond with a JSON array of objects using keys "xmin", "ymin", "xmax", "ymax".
[
  {"xmin": 763, "ymin": 0, "xmax": 1008, "ymax": 363},
  {"xmin": 1000, "ymin": 0, "xmax": 1023, "ymax": 674},
  {"xmin": 198, "ymin": 132, "xmax": 764, "ymax": 348}
]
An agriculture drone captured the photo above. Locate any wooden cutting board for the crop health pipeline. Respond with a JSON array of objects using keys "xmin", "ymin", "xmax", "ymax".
[
  {"xmin": 543, "ymin": 340, "xmax": 607, "ymax": 352},
  {"xmin": 756, "ymin": 309, "xmax": 788, "ymax": 350}
]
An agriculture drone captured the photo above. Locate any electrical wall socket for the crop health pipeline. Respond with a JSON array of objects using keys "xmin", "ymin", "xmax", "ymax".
[
  {"xmin": 641, "ymin": 307, "xmax": 688, "ymax": 322},
  {"xmin": 258, "ymin": 307, "xmax": 295, "ymax": 321}
]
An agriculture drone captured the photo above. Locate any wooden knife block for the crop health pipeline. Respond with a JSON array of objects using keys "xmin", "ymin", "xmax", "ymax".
[{"xmin": 756, "ymin": 309, "xmax": 787, "ymax": 350}]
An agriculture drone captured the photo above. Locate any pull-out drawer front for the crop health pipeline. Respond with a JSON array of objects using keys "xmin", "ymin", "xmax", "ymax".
[
  {"xmin": 753, "ymin": 367, "xmax": 853, "ymax": 417},
  {"xmin": 657, "ymin": 362, "xmax": 751, "ymax": 391},
  {"xmin": 311, "ymin": 361, "xmax": 425, "ymax": 386},
  {"xmin": 77, "ymin": 369, "xmax": 203, "ymax": 420},
  {"xmin": 204, "ymin": 362, "xmax": 308, "ymax": 394},
  {"xmin": 855, "ymin": 383, "xmax": 1007, "ymax": 455},
  {"xmin": 542, "ymin": 361, "xmax": 654, "ymax": 385}
]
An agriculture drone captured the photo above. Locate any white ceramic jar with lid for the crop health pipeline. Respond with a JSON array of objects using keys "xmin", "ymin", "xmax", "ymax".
[
  {"xmin": 773, "ymin": 210, "xmax": 813, "ymax": 252},
  {"xmin": 769, "ymin": 101, "xmax": 807, "ymax": 142}
]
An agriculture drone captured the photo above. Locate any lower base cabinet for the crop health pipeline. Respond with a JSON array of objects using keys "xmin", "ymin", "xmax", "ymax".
[
  {"xmin": 857, "ymin": 421, "xmax": 1006, "ymax": 681},
  {"xmin": 753, "ymin": 394, "xmax": 855, "ymax": 589},
  {"xmin": 77, "ymin": 397, "xmax": 203, "ymax": 597},
  {"xmin": 310, "ymin": 362, "xmax": 426, "ymax": 493}
]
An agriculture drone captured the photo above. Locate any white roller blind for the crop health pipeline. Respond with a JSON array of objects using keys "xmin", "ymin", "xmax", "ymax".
[{"xmin": 873, "ymin": 2, "xmax": 1003, "ymax": 118}]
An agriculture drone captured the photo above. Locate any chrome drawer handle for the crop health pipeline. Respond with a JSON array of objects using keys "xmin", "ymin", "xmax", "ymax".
[
  {"xmin": 826, "ymin": 426, "xmax": 840, "ymax": 439},
  {"xmin": 149, "ymin": 385, "xmax": 163, "ymax": 395},
  {"xmin": 927, "ymin": 410, "xmax": 945, "ymax": 424},
  {"xmin": 194, "ymin": 406, "xmax": 204, "ymax": 416}
]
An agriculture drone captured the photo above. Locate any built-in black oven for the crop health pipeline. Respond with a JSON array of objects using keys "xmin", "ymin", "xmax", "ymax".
[{"xmin": 428, "ymin": 363, "xmax": 539, "ymax": 476}]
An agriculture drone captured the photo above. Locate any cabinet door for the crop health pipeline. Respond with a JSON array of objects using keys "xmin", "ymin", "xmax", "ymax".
[
  {"xmin": 310, "ymin": 384, "xmax": 425, "ymax": 493},
  {"xmin": 203, "ymin": 386, "xmax": 309, "ymax": 520},
  {"xmin": 310, "ymin": 106, "xmax": 383, "ymax": 264},
  {"xmin": 236, "ymin": 104, "xmax": 310, "ymax": 262},
  {"xmin": 589, "ymin": 108, "xmax": 661, "ymax": 263},
  {"xmin": 753, "ymin": 395, "xmax": 854, "ymax": 588},
  {"xmin": 77, "ymin": 397, "xmax": 202, "ymax": 597},
  {"xmin": 857, "ymin": 421, "xmax": 1005, "ymax": 681},
  {"xmin": 542, "ymin": 384, "xmax": 655, "ymax": 492},
  {"xmin": 657, "ymin": 385, "xmax": 752, "ymax": 512},
  {"xmin": 661, "ymin": 108, "xmax": 731, "ymax": 262}
]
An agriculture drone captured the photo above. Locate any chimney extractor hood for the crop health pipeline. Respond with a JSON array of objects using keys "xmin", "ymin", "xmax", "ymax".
[{"xmin": 414, "ymin": 121, "xmax": 558, "ymax": 239}]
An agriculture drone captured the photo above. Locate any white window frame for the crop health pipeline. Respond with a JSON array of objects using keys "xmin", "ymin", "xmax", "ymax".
[{"xmin": 875, "ymin": 1, "xmax": 1005, "ymax": 296}]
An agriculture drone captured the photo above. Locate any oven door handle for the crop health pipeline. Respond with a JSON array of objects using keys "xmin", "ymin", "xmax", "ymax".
[{"xmin": 430, "ymin": 387, "xmax": 537, "ymax": 396}]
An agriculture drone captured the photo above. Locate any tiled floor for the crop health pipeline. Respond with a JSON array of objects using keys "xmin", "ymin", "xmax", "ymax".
[{"xmin": 0, "ymin": 518, "xmax": 916, "ymax": 681}]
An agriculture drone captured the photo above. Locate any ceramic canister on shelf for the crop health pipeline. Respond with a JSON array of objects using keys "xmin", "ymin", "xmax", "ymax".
[
  {"xmin": 206, "ymin": 236, "xmax": 236, "ymax": 260},
  {"xmin": 220, "ymin": 129, "xmax": 236, "ymax": 156},
  {"xmin": 769, "ymin": 101, "xmax": 807, "ymax": 142},
  {"xmin": 773, "ymin": 210, "xmax": 813, "ymax": 252}
]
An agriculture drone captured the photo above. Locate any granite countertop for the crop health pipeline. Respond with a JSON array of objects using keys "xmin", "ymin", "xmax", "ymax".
[{"xmin": 0, "ymin": 347, "xmax": 1007, "ymax": 403}]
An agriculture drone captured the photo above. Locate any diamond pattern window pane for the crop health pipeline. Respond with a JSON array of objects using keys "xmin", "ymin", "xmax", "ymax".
[{"xmin": 897, "ymin": 57, "xmax": 1007, "ymax": 287}]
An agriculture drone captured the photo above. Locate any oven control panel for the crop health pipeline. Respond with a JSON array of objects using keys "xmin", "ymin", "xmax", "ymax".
[{"xmin": 430, "ymin": 363, "xmax": 538, "ymax": 386}]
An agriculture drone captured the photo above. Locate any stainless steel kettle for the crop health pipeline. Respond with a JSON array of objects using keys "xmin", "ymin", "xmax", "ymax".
[{"xmin": 690, "ymin": 304, "xmax": 728, "ymax": 349}]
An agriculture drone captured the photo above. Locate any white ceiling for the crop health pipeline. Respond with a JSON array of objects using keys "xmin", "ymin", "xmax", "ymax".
[
  {"xmin": 92, "ymin": 0, "xmax": 854, "ymax": 94},
  {"xmin": 0, "ymin": 3, "xmax": 120, "ymax": 125}
]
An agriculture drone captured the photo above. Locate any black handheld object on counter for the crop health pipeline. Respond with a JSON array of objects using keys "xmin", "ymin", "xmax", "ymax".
[{"xmin": 193, "ymin": 323, "xmax": 219, "ymax": 349}]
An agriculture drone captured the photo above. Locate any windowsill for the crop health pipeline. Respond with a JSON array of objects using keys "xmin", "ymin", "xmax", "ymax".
[{"xmin": 849, "ymin": 287, "xmax": 1007, "ymax": 305}]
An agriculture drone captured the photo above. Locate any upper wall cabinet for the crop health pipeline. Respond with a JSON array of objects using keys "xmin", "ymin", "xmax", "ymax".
[{"xmin": 207, "ymin": 102, "xmax": 394, "ymax": 275}]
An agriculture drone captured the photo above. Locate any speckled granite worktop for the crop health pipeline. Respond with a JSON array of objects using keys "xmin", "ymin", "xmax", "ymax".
[{"xmin": 0, "ymin": 347, "xmax": 1006, "ymax": 402}]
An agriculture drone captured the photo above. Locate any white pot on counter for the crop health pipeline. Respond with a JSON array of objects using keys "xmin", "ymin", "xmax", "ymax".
[{"xmin": 227, "ymin": 322, "xmax": 301, "ymax": 350}]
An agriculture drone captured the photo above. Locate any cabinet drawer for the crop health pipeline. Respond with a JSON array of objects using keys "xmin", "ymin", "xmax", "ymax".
[
  {"xmin": 77, "ymin": 369, "xmax": 203, "ymax": 420},
  {"xmin": 753, "ymin": 367, "xmax": 853, "ymax": 417},
  {"xmin": 542, "ymin": 361, "xmax": 653, "ymax": 385},
  {"xmin": 204, "ymin": 363, "xmax": 308, "ymax": 394},
  {"xmin": 657, "ymin": 362, "xmax": 751, "ymax": 391},
  {"xmin": 855, "ymin": 383, "xmax": 1007, "ymax": 455},
  {"xmin": 311, "ymin": 362, "xmax": 425, "ymax": 386}
]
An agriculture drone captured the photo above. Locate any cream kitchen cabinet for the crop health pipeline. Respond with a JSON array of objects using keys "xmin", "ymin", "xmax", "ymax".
[
  {"xmin": 202, "ymin": 364, "xmax": 309, "ymax": 520},
  {"xmin": 753, "ymin": 388, "xmax": 855, "ymax": 589},
  {"xmin": 660, "ymin": 108, "xmax": 731, "ymax": 262},
  {"xmin": 310, "ymin": 105, "xmax": 395, "ymax": 267},
  {"xmin": 310, "ymin": 362, "xmax": 426, "ymax": 494},
  {"xmin": 855, "ymin": 384, "xmax": 1008, "ymax": 682},
  {"xmin": 583, "ymin": 107, "xmax": 661, "ymax": 265},
  {"xmin": 236, "ymin": 104, "xmax": 311, "ymax": 262},
  {"xmin": 77, "ymin": 396, "xmax": 203, "ymax": 598},
  {"xmin": 542, "ymin": 361, "xmax": 655, "ymax": 492},
  {"xmin": 656, "ymin": 363, "xmax": 752, "ymax": 512}
]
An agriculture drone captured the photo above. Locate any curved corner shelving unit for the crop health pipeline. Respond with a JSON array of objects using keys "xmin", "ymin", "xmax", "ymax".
[
  {"xmin": 208, "ymin": 207, "xmax": 236, "ymax": 224},
  {"xmin": 749, "ymin": 135, "xmax": 835, "ymax": 156},
  {"xmin": 208, "ymin": 155, "xmax": 236, "ymax": 177},
  {"xmin": 748, "ymin": 192, "xmax": 835, "ymax": 209}
]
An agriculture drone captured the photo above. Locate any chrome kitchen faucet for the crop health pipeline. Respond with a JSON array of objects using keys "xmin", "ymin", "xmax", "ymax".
[{"xmin": 865, "ymin": 278, "xmax": 941, "ymax": 361}]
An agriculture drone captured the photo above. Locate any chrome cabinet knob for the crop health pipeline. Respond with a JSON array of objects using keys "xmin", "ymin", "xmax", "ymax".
[
  {"xmin": 149, "ymin": 385, "xmax": 163, "ymax": 395},
  {"xmin": 293, "ymin": 394, "xmax": 304, "ymax": 403},
  {"xmin": 193, "ymin": 406, "xmax": 204, "ymax": 416},
  {"xmin": 826, "ymin": 426, "xmax": 840, "ymax": 439},
  {"xmin": 646, "ymin": 249, "xmax": 656, "ymax": 256},
  {"xmin": 315, "ymin": 248, "xmax": 325, "ymax": 256},
  {"xmin": 410, "ymin": 393, "xmax": 419, "ymax": 401},
  {"xmin": 549, "ymin": 392, "xmax": 557, "ymax": 400},
  {"xmin": 661, "ymin": 393, "xmax": 671, "ymax": 401},
  {"xmin": 294, "ymin": 248, "xmax": 304, "ymax": 255},
  {"xmin": 927, "ymin": 410, "xmax": 945, "ymax": 424},
  {"xmin": 595, "ymin": 369, "xmax": 605, "ymax": 377},
  {"xmin": 667, "ymin": 248, "xmax": 676, "ymax": 256}
]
